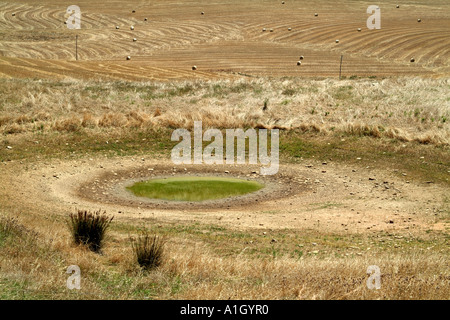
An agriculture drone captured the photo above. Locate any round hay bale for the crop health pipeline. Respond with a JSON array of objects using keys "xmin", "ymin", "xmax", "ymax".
[
  {"xmin": 396, "ymin": 5, "xmax": 400, "ymax": 8},
  {"xmin": 297, "ymin": 61, "xmax": 302, "ymax": 66},
  {"xmin": 417, "ymin": 18, "xmax": 421, "ymax": 22},
  {"xmin": 192, "ymin": 66, "xmax": 197, "ymax": 70},
  {"xmin": 288, "ymin": 27, "xmax": 292, "ymax": 31},
  {"xmin": 12, "ymin": 13, "xmax": 16, "ymax": 16},
  {"xmin": 201, "ymin": 11, "xmax": 204, "ymax": 15},
  {"xmin": 115, "ymin": 26, "xmax": 120, "ymax": 30},
  {"xmin": 144, "ymin": 18, "xmax": 148, "ymax": 21},
  {"xmin": 410, "ymin": 58, "xmax": 415, "ymax": 63},
  {"xmin": 126, "ymin": 56, "xmax": 131, "ymax": 60},
  {"xmin": 262, "ymin": 28, "xmax": 266, "ymax": 32},
  {"xmin": 133, "ymin": 38, "xmax": 137, "ymax": 42},
  {"xmin": 357, "ymin": 28, "xmax": 362, "ymax": 32},
  {"xmin": 299, "ymin": 55, "xmax": 304, "ymax": 60},
  {"xmin": 130, "ymin": 26, "xmax": 134, "ymax": 30},
  {"xmin": 282, "ymin": 1, "xmax": 285, "ymax": 4},
  {"xmin": 314, "ymin": 13, "xmax": 318, "ymax": 17},
  {"xmin": 335, "ymin": 39, "xmax": 339, "ymax": 43},
  {"xmin": 270, "ymin": 28, "xmax": 274, "ymax": 32}
]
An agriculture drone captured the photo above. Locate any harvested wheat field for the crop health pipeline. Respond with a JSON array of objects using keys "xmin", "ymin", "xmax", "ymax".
[{"xmin": 0, "ymin": 0, "xmax": 449, "ymax": 303}]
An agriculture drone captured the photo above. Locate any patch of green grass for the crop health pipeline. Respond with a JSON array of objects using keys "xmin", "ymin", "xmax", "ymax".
[
  {"xmin": 127, "ymin": 177, "xmax": 263, "ymax": 202},
  {"xmin": 0, "ymin": 278, "xmax": 37, "ymax": 300},
  {"xmin": 282, "ymin": 88, "xmax": 296, "ymax": 96},
  {"xmin": 333, "ymin": 85, "xmax": 353, "ymax": 100}
]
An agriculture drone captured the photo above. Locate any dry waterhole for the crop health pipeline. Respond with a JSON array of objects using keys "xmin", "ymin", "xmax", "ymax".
[{"xmin": 76, "ymin": 163, "xmax": 306, "ymax": 210}]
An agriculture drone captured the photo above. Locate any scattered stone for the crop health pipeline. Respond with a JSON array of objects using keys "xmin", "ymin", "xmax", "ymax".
[{"xmin": 6, "ymin": 146, "xmax": 12, "ymax": 149}]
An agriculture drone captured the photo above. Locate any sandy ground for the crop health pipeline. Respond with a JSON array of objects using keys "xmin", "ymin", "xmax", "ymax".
[{"xmin": 1, "ymin": 154, "xmax": 447, "ymax": 236}]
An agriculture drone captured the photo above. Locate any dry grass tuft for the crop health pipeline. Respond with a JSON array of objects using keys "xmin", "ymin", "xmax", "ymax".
[
  {"xmin": 67, "ymin": 209, "xmax": 114, "ymax": 253},
  {"xmin": 98, "ymin": 113, "xmax": 128, "ymax": 128},
  {"xmin": 131, "ymin": 230, "xmax": 166, "ymax": 271},
  {"xmin": 53, "ymin": 118, "xmax": 82, "ymax": 132}
]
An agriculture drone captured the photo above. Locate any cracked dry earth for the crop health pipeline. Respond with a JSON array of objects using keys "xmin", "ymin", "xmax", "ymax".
[{"xmin": 1, "ymin": 155, "xmax": 448, "ymax": 236}]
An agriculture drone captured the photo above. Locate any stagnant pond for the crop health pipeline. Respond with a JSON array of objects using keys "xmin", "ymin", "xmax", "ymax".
[{"xmin": 126, "ymin": 176, "xmax": 264, "ymax": 202}]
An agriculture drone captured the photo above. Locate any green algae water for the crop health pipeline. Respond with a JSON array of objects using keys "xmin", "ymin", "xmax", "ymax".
[{"xmin": 127, "ymin": 176, "xmax": 264, "ymax": 202}]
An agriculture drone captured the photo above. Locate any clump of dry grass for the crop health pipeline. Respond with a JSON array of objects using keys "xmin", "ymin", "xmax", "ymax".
[
  {"xmin": 81, "ymin": 113, "xmax": 97, "ymax": 128},
  {"xmin": 67, "ymin": 210, "xmax": 114, "ymax": 253},
  {"xmin": 98, "ymin": 113, "xmax": 128, "ymax": 128},
  {"xmin": 53, "ymin": 118, "xmax": 82, "ymax": 132},
  {"xmin": 130, "ymin": 230, "xmax": 166, "ymax": 271}
]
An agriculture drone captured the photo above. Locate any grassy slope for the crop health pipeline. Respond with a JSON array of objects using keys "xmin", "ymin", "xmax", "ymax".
[{"xmin": 0, "ymin": 78, "xmax": 449, "ymax": 299}]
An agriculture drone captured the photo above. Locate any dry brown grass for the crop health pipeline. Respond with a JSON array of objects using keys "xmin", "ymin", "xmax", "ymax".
[
  {"xmin": 1, "ymin": 211, "xmax": 448, "ymax": 299},
  {"xmin": 0, "ymin": 77, "xmax": 448, "ymax": 145}
]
